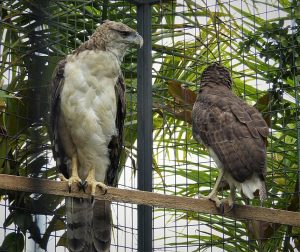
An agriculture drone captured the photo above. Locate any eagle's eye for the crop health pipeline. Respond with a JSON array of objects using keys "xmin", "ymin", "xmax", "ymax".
[{"xmin": 118, "ymin": 30, "xmax": 132, "ymax": 37}]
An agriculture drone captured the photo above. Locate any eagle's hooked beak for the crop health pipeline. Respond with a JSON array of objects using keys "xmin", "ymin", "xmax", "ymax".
[{"xmin": 132, "ymin": 32, "xmax": 143, "ymax": 48}]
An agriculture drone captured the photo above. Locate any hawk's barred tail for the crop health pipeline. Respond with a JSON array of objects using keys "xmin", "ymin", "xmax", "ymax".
[
  {"xmin": 66, "ymin": 198, "xmax": 111, "ymax": 252},
  {"xmin": 259, "ymin": 180, "xmax": 267, "ymax": 201}
]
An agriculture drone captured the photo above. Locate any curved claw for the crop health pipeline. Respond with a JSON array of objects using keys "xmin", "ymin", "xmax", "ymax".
[
  {"xmin": 93, "ymin": 182, "xmax": 108, "ymax": 195},
  {"xmin": 90, "ymin": 195, "xmax": 95, "ymax": 204},
  {"xmin": 198, "ymin": 193, "xmax": 224, "ymax": 210},
  {"xmin": 213, "ymin": 197, "xmax": 223, "ymax": 209},
  {"xmin": 78, "ymin": 181, "xmax": 88, "ymax": 192},
  {"xmin": 101, "ymin": 185, "xmax": 108, "ymax": 195},
  {"xmin": 226, "ymin": 203, "xmax": 234, "ymax": 212},
  {"xmin": 83, "ymin": 180, "xmax": 108, "ymax": 196},
  {"xmin": 59, "ymin": 173, "xmax": 82, "ymax": 193},
  {"xmin": 214, "ymin": 199, "xmax": 234, "ymax": 214},
  {"xmin": 220, "ymin": 198, "xmax": 234, "ymax": 213},
  {"xmin": 219, "ymin": 202, "xmax": 225, "ymax": 214}
]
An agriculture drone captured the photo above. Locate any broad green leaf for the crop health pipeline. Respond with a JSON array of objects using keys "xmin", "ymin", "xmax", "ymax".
[{"xmin": 0, "ymin": 232, "xmax": 24, "ymax": 252}]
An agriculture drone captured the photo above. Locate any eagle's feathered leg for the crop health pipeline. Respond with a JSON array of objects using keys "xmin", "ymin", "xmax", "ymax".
[
  {"xmin": 85, "ymin": 167, "xmax": 108, "ymax": 196},
  {"xmin": 199, "ymin": 169, "xmax": 224, "ymax": 208},
  {"xmin": 59, "ymin": 154, "xmax": 82, "ymax": 192}
]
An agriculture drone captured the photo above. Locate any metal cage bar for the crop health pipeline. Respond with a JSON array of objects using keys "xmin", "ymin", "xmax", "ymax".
[{"xmin": 136, "ymin": 1, "xmax": 154, "ymax": 251}]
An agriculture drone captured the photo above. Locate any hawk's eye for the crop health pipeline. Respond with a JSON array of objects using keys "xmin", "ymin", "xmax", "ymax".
[{"xmin": 118, "ymin": 30, "xmax": 132, "ymax": 37}]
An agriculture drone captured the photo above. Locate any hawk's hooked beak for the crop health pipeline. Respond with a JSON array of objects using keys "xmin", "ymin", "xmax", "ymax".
[{"xmin": 129, "ymin": 32, "xmax": 143, "ymax": 48}]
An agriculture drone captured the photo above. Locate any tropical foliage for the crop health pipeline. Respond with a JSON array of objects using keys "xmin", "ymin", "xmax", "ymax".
[{"xmin": 0, "ymin": 0, "xmax": 299, "ymax": 251}]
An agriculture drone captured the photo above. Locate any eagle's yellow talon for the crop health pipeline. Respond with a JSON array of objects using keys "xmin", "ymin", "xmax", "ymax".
[
  {"xmin": 59, "ymin": 173, "xmax": 82, "ymax": 192},
  {"xmin": 84, "ymin": 179, "xmax": 108, "ymax": 196},
  {"xmin": 58, "ymin": 173, "xmax": 68, "ymax": 182}
]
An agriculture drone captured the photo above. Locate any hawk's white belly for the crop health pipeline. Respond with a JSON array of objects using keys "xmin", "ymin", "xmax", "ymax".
[{"xmin": 60, "ymin": 50, "xmax": 120, "ymax": 182}]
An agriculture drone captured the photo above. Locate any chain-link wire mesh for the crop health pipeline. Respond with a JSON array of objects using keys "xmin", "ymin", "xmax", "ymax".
[{"xmin": 1, "ymin": 0, "xmax": 300, "ymax": 251}]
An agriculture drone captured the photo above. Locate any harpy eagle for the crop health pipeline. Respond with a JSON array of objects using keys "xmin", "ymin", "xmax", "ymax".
[
  {"xmin": 192, "ymin": 63, "xmax": 268, "ymax": 208},
  {"xmin": 50, "ymin": 20, "xmax": 143, "ymax": 251}
]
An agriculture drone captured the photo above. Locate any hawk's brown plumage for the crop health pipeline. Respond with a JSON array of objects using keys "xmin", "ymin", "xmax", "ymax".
[{"xmin": 192, "ymin": 63, "xmax": 268, "ymax": 208}]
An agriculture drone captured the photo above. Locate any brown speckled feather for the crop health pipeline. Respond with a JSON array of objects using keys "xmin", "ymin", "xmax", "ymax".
[{"xmin": 192, "ymin": 64, "xmax": 268, "ymax": 185}]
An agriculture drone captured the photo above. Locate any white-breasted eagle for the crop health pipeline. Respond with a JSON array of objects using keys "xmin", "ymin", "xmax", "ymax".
[
  {"xmin": 192, "ymin": 63, "xmax": 268, "ymax": 209},
  {"xmin": 50, "ymin": 20, "xmax": 143, "ymax": 252}
]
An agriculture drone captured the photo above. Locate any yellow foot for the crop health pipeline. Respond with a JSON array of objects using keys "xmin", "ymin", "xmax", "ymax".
[
  {"xmin": 84, "ymin": 179, "xmax": 108, "ymax": 196},
  {"xmin": 59, "ymin": 173, "xmax": 82, "ymax": 192}
]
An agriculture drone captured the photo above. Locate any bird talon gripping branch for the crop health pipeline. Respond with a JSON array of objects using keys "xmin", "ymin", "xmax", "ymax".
[{"xmin": 78, "ymin": 180, "xmax": 88, "ymax": 192}]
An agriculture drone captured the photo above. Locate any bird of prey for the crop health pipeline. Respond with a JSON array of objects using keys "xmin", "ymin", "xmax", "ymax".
[
  {"xmin": 50, "ymin": 20, "xmax": 143, "ymax": 252},
  {"xmin": 192, "ymin": 63, "xmax": 268, "ymax": 209}
]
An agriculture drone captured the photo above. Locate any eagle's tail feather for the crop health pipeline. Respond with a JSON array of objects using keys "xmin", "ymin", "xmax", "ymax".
[
  {"xmin": 66, "ymin": 197, "xmax": 93, "ymax": 252},
  {"xmin": 66, "ymin": 198, "xmax": 112, "ymax": 252},
  {"xmin": 93, "ymin": 200, "xmax": 112, "ymax": 252}
]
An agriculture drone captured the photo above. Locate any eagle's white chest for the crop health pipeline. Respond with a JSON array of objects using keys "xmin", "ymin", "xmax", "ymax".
[{"xmin": 60, "ymin": 50, "xmax": 120, "ymax": 181}]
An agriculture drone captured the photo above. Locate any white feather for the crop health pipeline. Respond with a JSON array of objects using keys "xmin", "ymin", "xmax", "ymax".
[
  {"xmin": 61, "ymin": 50, "xmax": 120, "ymax": 182},
  {"xmin": 208, "ymin": 147, "xmax": 266, "ymax": 200},
  {"xmin": 240, "ymin": 176, "xmax": 261, "ymax": 199}
]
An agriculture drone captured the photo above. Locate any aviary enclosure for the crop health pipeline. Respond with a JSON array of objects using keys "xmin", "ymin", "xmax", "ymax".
[{"xmin": 0, "ymin": 0, "xmax": 300, "ymax": 251}]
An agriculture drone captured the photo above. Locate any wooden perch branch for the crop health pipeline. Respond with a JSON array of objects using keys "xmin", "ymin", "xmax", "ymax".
[{"xmin": 0, "ymin": 174, "xmax": 299, "ymax": 227}]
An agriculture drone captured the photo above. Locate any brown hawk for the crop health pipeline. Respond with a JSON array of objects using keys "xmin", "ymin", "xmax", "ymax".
[
  {"xmin": 192, "ymin": 63, "xmax": 268, "ymax": 209},
  {"xmin": 50, "ymin": 20, "xmax": 143, "ymax": 251}
]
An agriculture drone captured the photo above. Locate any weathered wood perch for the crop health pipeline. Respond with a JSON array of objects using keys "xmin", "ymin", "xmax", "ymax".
[{"xmin": 0, "ymin": 174, "xmax": 299, "ymax": 227}]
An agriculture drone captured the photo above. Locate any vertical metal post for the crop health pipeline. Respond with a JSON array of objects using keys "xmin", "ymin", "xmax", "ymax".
[{"xmin": 137, "ymin": 2, "xmax": 153, "ymax": 252}]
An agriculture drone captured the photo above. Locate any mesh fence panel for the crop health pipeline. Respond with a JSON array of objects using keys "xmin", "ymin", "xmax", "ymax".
[{"xmin": 1, "ymin": 0, "xmax": 300, "ymax": 251}]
